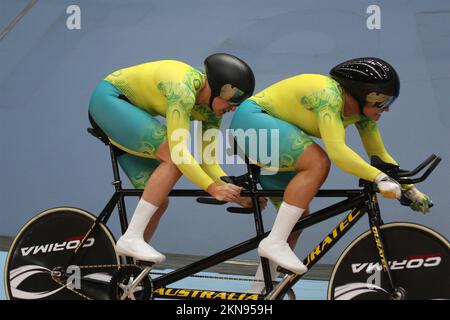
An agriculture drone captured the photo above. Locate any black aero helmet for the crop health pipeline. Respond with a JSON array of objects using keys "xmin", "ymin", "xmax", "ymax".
[
  {"xmin": 330, "ymin": 57, "xmax": 400, "ymax": 110},
  {"xmin": 204, "ymin": 53, "xmax": 255, "ymax": 109}
]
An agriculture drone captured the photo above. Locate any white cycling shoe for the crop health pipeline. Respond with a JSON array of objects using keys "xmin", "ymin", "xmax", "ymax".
[
  {"xmin": 115, "ymin": 235, "xmax": 166, "ymax": 264},
  {"xmin": 258, "ymin": 238, "xmax": 307, "ymax": 275}
]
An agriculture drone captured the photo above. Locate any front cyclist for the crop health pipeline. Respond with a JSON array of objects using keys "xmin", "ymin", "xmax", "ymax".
[
  {"xmin": 230, "ymin": 57, "xmax": 433, "ymax": 289},
  {"xmin": 89, "ymin": 53, "xmax": 262, "ymax": 263}
]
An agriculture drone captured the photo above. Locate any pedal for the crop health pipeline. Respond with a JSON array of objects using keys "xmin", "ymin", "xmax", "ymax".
[
  {"xmin": 276, "ymin": 266, "xmax": 295, "ymax": 275},
  {"xmin": 135, "ymin": 260, "xmax": 155, "ymax": 267}
]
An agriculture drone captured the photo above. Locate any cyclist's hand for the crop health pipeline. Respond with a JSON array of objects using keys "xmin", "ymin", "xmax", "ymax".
[
  {"xmin": 374, "ymin": 172, "xmax": 401, "ymax": 199},
  {"xmin": 207, "ymin": 183, "xmax": 242, "ymax": 202},
  {"xmin": 403, "ymin": 186, "xmax": 433, "ymax": 214},
  {"xmin": 257, "ymin": 197, "xmax": 268, "ymax": 210},
  {"xmin": 235, "ymin": 196, "xmax": 268, "ymax": 210}
]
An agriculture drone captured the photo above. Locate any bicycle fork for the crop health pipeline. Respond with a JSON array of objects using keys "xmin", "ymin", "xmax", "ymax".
[{"xmin": 367, "ymin": 193, "xmax": 405, "ymax": 300}]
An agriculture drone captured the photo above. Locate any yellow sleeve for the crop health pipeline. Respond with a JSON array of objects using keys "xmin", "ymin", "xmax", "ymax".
[
  {"xmin": 199, "ymin": 118, "xmax": 228, "ymax": 185},
  {"xmin": 355, "ymin": 119, "xmax": 415, "ymax": 188},
  {"xmin": 316, "ymin": 88, "xmax": 382, "ymax": 182},
  {"xmin": 163, "ymin": 82, "xmax": 215, "ymax": 191},
  {"xmin": 355, "ymin": 119, "xmax": 398, "ymax": 166}
]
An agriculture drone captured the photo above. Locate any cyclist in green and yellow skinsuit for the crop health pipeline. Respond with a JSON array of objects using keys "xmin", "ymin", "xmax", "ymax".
[
  {"xmin": 89, "ymin": 53, "xmax": 266, "ymax": 263},
  {"xmin": 230, "ymin": 57, "xmax": 433, "ymax": 290}
]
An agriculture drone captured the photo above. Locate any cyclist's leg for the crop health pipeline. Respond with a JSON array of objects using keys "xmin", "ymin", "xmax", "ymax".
[
  {"xmin": 231, "ymin": 100, "xmax": 330, "ymax": 274},
  {"xmin": 117, "ymin": 153, "xmax": 160, "ymax": 190},
  {"xmin": 285, "ymin": 144, "xmax": 330, "ymax": 208},
  {"xmin": 231, "ymin": 101, "xmax": 308, "ymax": 289},
  {"xmin": 114, "ymin": 143, "xmax": 180, "ymax": 262},
  {"xmin": 259, "ymin": 171, "xmax": 310, "ymax": 247},
  {"xmin": 89, "ymin": 80, "xmax": 175, "ymax": 262},
  {"xmin": 248, "ymin": 171, "xmax": 303, "ymax": 293},
  {"xmin": 258, "ymin": 144, "xmax": 330, "ymax": 274},
  {"xmin": 137, "ymin": 140, "xmax": 182, "ymax": 241},
  {"xmin": 117, "ymin": 153, "xmax": 169, "ymax": 242}
]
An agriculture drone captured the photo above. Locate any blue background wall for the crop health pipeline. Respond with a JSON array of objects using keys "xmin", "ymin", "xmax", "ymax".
[{"xmin": 1, "ymin": 0, "xmax": 449, "ymax": 263}]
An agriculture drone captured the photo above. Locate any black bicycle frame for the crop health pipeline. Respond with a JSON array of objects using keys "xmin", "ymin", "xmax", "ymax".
[
  {"xmin": 70, "ymin": 143, "xmax": 398, "ymax": 300},
  {"xmin": 268, "ymin": 192, "xmax": 396, "ymax": 300}
]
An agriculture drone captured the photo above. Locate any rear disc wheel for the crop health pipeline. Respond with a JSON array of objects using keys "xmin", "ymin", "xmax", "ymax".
[{"xmin": 4, "ymin": 207, "xmax": 119, "ymax": 300}]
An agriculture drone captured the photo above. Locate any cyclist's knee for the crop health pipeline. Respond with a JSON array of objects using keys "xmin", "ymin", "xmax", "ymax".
[
  {"xmin": 156, "ymin": 140, "xmax": 171, "ymax": 162},
  {"xmin": 156, "ymin": 142, "xmax": 182, "ymax": 175},
  {"xmin": 316, "ymin": 154, "xmax": 331, "ymax": 178},
  {"xmin": 295, "ymin": 144, "xmax": 331, "ymax": 178}
]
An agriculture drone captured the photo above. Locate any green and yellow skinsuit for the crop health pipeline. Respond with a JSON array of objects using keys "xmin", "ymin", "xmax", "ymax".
[
  {"xmin": 230, "ymin": 74, "xmax": 399, "ymax": 208},
  {"xmin": 89, "ymin": 60, "xmax": 227, "ymax": 190}
]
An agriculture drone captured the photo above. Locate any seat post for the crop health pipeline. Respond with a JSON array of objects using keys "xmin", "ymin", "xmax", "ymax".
[
  {"xmin": 108, "ymin": 144, "xmax": 131, "ymax": 237},
  {"xmin": 245, "ymin": 161, "xmax": 264, "ymax": 236},
  {"xmin": 108, "ymin": 144, "xmax": 122, "ymax": 189},
  {"xmin": 87, "ymin": 114, "xmax": 131, "ymax": 238},
  {"xmin": 245, "ymin": 161, "xmax": 275, "ymax": 293},
  {"xmin": 231, "ymin": 136, "xmax": 266, "ymax": 235},
  {"xmin": 230, "ymin": 136, "xmax": 274, "ymax": 290}
]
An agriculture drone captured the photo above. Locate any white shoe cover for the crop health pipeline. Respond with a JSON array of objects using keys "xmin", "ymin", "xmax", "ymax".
[
  {"xmin": 258, "ymin": 237, "xmax": 307, "ymax": 275},
  {"xmin": 115, "ymin": 235, "xmax": 166, "ymax": 263}
]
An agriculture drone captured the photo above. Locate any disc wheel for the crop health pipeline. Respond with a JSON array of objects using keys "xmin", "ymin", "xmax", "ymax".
[
  {"xmin": 328, "ymin": 223, "xmax": 450, "ymax": 300},
  {"xmin": 4, "ymin": 207, "xmax": 118, "ymax": 300}
]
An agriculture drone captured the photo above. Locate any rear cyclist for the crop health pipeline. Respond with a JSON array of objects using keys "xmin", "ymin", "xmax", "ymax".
[
  {"xmin": 89, "ymin": 53, "xmax": 263, "ymax": 263},
  {"xmin": 230, "ymin": 57, "xmax": 433, "ymax": 288}
]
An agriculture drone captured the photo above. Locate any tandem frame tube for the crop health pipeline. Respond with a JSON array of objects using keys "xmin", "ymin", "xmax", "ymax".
[{"xmin": 86, "ymin": 186, "xmax": 369, "ymax": 289}]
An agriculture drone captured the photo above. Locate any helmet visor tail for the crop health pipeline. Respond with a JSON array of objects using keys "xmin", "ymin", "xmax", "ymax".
[
  {"xmin": 229, "ymin": 88, "xmax": 248, "ymax": 105},
  {"xmin": 377, "ymin": 95, "xmax": 396, "ymax": 109}
]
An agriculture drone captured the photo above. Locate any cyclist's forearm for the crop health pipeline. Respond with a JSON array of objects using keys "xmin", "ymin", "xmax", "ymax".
[
  {"xmin": 367, "ymin": 150, "xmax": 398, "ymax": 166},
  {"xmin": 167, "ymin": 138, "xmax": 215, "ymax": 190},
  {"xmin": 200, "ymin": 163, "xmax": 228, "ymax": 185},
  {"xmin": 357, "ymin": 119, "xmax": 399, "ymax": 166},
  {"xmin": 324, "ymin": 140, "xmax": 382, "ymax": 181}
]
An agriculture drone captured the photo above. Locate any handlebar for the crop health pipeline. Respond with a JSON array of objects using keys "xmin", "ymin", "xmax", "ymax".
[
  {"xmin": 196, "ymin": 198, "xmax": 227, "ymax": 205},
  {"xmin": 197, "ymin": 154, "xmax": 442, "ymax": 213},
  {"xmin": 370, "ymin": 154, "xmax": 442, "ymax": 184},
  {"xmin": 195, "ymin": 174, "xmax": 255, "ymax": 214},
  {"xmin": 369, "ymin": 154, "xmax": 441, "ymax": 207},
  {"xmin": 196, "ymin": 196, "xmax": 254, "ymax": 214}
]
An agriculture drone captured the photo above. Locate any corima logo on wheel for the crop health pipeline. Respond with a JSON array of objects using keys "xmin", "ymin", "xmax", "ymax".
[
  {"xmin": 20, "ymin": 237, "xmax": 95, "ymax": 256},
  {"xmin": 351, "ymin": 254, "xmax": 442, "ymax": 273}
]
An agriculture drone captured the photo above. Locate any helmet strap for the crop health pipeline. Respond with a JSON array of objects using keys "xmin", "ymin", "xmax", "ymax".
[
  {"xmin": 358, "ymin": 102, "xmax": 365, "ymax": 115},
  {"xmin": 208, "ymin": 95, "xmax": 215, "ymax": 110}
]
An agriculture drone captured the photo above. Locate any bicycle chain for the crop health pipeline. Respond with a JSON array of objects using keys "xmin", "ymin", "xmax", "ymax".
[
  {"xmin": 51, "ymin": 263, "xmax": 265, "ymax": 300},
  {"xmin": 76, "ymin": 263, "xmax": 264, "ymax": 282},
  {"xmin": 51, "ymin": 276, "xmax": 94, "ymax": 300}
]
